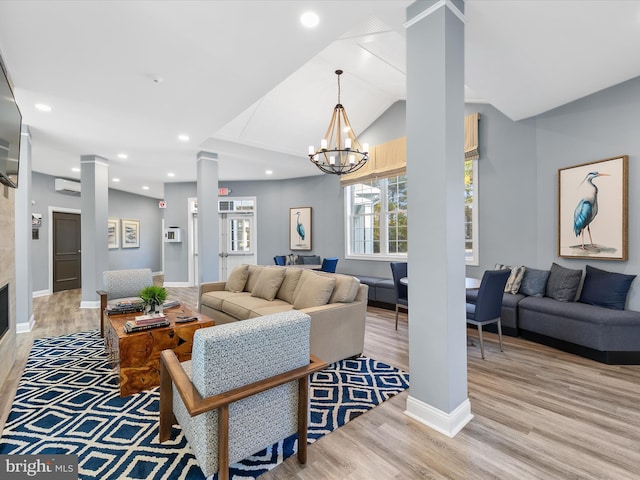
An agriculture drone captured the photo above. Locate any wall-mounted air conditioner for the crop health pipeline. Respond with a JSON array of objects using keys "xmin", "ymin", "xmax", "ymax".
[{"xmin": 54, "ymin": 178, "xmax": 81, "ymax": 194}]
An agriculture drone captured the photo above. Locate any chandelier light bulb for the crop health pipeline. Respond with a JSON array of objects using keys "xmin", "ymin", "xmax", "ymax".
[
  {"xmin": 309, "ymin": 145, "xmax": 315, "ymax": 155},
  {"xmin": 320, "ymin": 139, "xmax": 328, "ymax": 150},
  {"xmin": 345, "ymin": 138, "xmax": 351, "ymax": 149}
]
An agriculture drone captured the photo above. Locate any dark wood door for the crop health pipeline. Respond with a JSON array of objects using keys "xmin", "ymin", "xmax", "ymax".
[{"xmin": 53, "ymin": 212, "xmax": 81, "ymax": 292}]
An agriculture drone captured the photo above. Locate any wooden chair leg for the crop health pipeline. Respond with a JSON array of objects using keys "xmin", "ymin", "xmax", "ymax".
[
  {"xmin": 159, "ymin": 356, "xmax": 175, "ymax": 442},
  {"xmin": 497, "ymin": 319, "xmax": 504, "ymax": 352},
  {"xmin": 477, "ymin": 324, "xmax": 485, "ymax": 359},
  {"xmin": 297, "ymin": 376, "xmax": 309, "ymax": 464},
  {"xmin": 99, "ymin": 292, "xmax": 107, "ymax": 337},
  {"xmin": 218, "ymin": 404, "xmax": 230, "ymax": 480}
]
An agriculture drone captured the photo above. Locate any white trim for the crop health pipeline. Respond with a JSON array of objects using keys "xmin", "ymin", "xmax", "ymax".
[
  {"xmin": 32, "ymin": 289, "xmax": 50, "ymax": 298},
  {"xmin": 404, "ymin": 0, "xmax": 465, "ymax": 29},
  {"xmin": 80, "ymin": 158, "xmax": 109, "ymax": 168},
  {"xmin": 405, "ymin": 395, "xmax": 473, "ymax": 438},
  {"xmin": 188, "ymin": 197, "xmax": 197, "ymax": 287},
  {"xmin": 48, "ymin": 206, "xmax": 81, "ymax": 295},
  {"xmin": 163, "ymin": 281, "xmax": 192, "ymax": 288},
  {"xmin": 16, "ymin": 315, "xmax": 35, "ymax": 333},
  {"xmin": 80, "ymin": 300, "xmax": 99, "ymax": 309},
  {"xmin": 152, "ymin": 270, "xmax": 163, "ymax": 276}
]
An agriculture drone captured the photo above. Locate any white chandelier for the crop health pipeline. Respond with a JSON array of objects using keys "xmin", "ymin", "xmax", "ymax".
[{"xmin": 308, "ymin": 69, "xmax": 369, "ymax": 175}]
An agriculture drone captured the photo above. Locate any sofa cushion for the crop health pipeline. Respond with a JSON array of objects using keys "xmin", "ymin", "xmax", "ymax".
[
  {"xmin": 519, "ymin": 268, "xmax": 550, "ymax": 297},
  {"xmin": 249, "ymin": 304, "xmax": 295, "ymax": 318},
  {"xmin": 505, "ymin": 266, "xmax": 526, "ymax": 294},
  {"xmin": 316, "ymin": 272, "xmax": 360, "ymax": 303},
  {"xmin": 293, "ymin": 270, "xmax": 336, "ymax": 309},
  {"xmin": 578, "ymin": 265, "xmax": 636, "ymax": 310},
  {"xmin": 221, "ymin": 295, "xmax": 288, "ymax": 320},
  {"xmin": 545, "ymin": 263, "xmax": 582, "ymax": 302},
  {"xmin": 245, "ymin": 265, "xmax": 266, "ymax": 293},
  {"xmin": 225, "ymin": 265, "xmax": 249, "ymax": 293},
  {"xmin": 201, "ymin": 291, "xmax": 250, "ymax": 311},
  {"xmin": 251, "ymin": 267, "xmax": 286, "ymax": 301},
  {"xmin": 276, "ymin": 268, "xmax": 303, "ymax": 304}
]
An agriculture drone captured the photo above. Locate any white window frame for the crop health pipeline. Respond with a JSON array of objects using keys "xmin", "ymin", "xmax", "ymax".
[
  {"xmin": 344, "ymin": 163, "xmax": 479, "ymax": 265},
  {"xmin": 465, "ymin": 158, "xmax": 479, "ymax": 266},
  {"xmin": 345, "ymin": 176, "xmax": 408, "ymax": 262}
]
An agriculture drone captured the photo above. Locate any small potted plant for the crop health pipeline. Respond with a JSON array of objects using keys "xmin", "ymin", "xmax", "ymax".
[{"xmin": 139, "ymin": 285, "xmax": 168, "ymax": 315}]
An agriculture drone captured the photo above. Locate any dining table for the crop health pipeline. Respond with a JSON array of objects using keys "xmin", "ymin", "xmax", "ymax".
[{"xmin": 399, "ymin": 276, "xmax": 481, "ymax": 289}]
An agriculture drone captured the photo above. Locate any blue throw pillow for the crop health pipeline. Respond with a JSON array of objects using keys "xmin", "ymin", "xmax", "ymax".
[
  {"xmin": 578, "ymin": 265, "xmax": 636, "ymax": 310},
  {"xmin": 518, "ymin": 267, "xmax": 549, "ymax": 297}
]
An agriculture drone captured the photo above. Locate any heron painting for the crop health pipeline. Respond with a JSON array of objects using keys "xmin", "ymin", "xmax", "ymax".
[
  {"xmin": 289, "ymin": 207, "xmax": 312, "ymax": 250},
  {"xmin": 558, "ymin": 156, "xmax": 628, "ymax": 260}
]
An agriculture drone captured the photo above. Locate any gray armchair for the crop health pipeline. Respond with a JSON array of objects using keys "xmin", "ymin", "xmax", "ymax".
[
  {"xmin": 159, "ymin": 310, "xmax": 327, "ymax": 480},
  {"xmin": 97, "ymin": 268, "xmax": 153, "ymax": 336}
]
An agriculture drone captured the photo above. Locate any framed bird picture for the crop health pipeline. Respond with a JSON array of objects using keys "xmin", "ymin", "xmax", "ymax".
[
  {"xmin": 290, "ymin": 207, "xmax": 312, "ymax": 251},
  {"xmin": 558, "ymin": 155, "xmax": 628, "ymax": 260}
]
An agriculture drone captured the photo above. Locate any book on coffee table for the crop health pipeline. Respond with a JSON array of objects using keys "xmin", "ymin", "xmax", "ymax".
[
  {"xmin": 134, "ymin": 313, "xmax": 166, "ymax": 325},
  {"xmin": 124, "ymin": 318, "xmax": 169, "ymax": 333}
]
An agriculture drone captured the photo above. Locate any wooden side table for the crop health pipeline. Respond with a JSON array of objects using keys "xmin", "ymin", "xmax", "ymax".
[{"xmin": 104, "ymin": 306, "xmax": 215, "ymax": 397}]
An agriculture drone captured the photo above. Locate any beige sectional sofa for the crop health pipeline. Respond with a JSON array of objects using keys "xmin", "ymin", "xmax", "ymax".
[{"xmin": 198, "ymin": 265, "xmax": 368, "ymax": 364}]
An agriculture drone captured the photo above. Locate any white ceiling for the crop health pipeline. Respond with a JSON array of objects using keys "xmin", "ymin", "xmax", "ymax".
[{"xmin": 0, "ymin": 0, "xmax": 639, "ymax": 199}]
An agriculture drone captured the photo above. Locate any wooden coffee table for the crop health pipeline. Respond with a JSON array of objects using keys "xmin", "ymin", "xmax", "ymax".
[{"xmin": 104, "ymin": 305, "xmax": 215, "ymax": 397}]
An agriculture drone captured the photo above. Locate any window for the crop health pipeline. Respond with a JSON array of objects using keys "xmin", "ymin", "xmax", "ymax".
[
  {"xmin": 346, "ymin": 175, "xmax": 407, "ymax": 258},
  {"xmin": 346, "ymin": 166, "xmax": 477, "ymax": 264},
  {"xmin": 465, "ymin": 159, "xmax": 478, "ymax": 265}
]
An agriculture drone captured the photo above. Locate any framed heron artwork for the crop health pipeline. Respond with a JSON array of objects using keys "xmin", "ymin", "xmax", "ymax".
[
  {"xmin": 558, "ymin": 155, "xmax": 628, "ymax": 260},
  {"xmin": 290, "ymin": 207, "xmax": 312, "ymax": 251}
]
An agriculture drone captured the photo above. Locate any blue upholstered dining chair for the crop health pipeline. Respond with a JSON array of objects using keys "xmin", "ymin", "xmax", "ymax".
[
  {"xmin": 315, "ymin": 257, "xmax": 339, "ymax": 273},
  {"xmin": 390, "ymin": 262, "xmax": 408, "ymax": 330},
  {"xmin": 273, "ymin": 255, "xmax": 287, "ymax": 266},
  {"xmin": 466, "ymin": 269, "xmax": 510, "ymax": 359}
]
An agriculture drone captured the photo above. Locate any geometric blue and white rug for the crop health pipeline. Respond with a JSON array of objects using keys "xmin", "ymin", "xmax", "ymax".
[{"xmin": 0, "ymin": 330, "xmax": 409, "ymax": 479}]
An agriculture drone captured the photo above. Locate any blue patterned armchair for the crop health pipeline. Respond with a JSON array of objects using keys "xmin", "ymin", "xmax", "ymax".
[
  {"xmin": 97, "ymin": 268, "xmax": 153, "ymax": 336},
  {"xmin": 159, "ymin": 310, "xmax": 327, "ymax": 480}
]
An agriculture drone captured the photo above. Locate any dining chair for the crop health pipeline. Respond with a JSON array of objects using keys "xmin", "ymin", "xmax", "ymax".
[
  {"xmin": 390, "ymin": 262, "xmax": 408, "ymax": 330},
  {"xmin": 466, "ymin": 269, "xmax": 510, "ymax": 359},
  {"xmin": 273, "ymin": 255, "xmax": 286, "ymax": 266},
  {"xmin": 315, "ymin": 257, "xmax": 339, "ymax": 273}
]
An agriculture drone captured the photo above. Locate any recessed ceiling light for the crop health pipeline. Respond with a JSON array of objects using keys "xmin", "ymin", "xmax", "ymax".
[
  {"xmin": 178, "ymin": 134, "xmax": 190, "ymax": 142},
  {"xmin": 112, "ymin": 178, "xmax": 120, "ymax": 182},
  {"xmin": 300, "ymin": 11, "xmax": 319, "ymax": 28},
  {"xmin": 71, "ymin": 167, "xmax": 80, "ymax": 172},
  {"xmin": 265, "ymin": 170, "xmax": 273, "ymax": 175},
  {"xmin": 167, "ymin": 172, "xmax": 175, "ymax": 177},
  {"xmin": 142, "ymin": 186, "xmax": 150, "ymax": 190},
  {"xmin": 117, "ymin": 153, "xmax": 128, "ymax": 159},
  {"xmin": 35, "ymin": 103, "xmax": 52, "ymax": 112}
]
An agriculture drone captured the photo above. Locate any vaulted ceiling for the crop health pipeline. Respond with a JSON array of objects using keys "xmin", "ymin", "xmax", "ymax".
[{"xmin": 0, "ymin": 1, "xmax": 639, "ymax": 198}]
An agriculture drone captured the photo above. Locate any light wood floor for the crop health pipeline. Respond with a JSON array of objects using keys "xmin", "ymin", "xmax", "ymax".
[{"xmin": 3, "ymin": 284, "xmax": 640, "ymax": 479}]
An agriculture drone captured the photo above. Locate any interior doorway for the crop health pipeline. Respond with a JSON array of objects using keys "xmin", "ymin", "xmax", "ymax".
[{"xmin": 52, "ymin": 211, "xmax": 81, "ymax": 292}]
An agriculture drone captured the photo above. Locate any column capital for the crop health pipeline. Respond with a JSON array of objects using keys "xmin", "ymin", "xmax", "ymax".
[
  {"xmin": 405, "ymin": 0, "xmax": 465, "ymax": 29},
  {"xmin": 196, "ymin": 151, "xmax": 219, "ymax": 162}
]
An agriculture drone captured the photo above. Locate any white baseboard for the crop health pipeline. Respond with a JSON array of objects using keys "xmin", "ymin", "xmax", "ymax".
[
  {"xmin": 80, "ymin": 301, "xmax": 100, "ymax": 309},
  {"xmin": 405, "ymin": 395, "xmax": 473, "ymax": 438},
  {"xmin": 163, "ymin": 282, "xmax": 192, "ymax": 287},
  {"xmin": 32, "ymin": 289, "xmax": 50, "ymax": 298},
  {"xmin": 16, "ymin": 315, "xmax": 35, "ymax": 334}
]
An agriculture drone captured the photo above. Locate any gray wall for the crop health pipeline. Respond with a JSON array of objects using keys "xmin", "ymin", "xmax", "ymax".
[
  {"xmin": 534, "ymin": 75, "xmax": 640, "ymax": 310},
  {"xmin": 163, "ymin": 182, "xmax": 197, "ymax": 283},
  {"xmin": 31, "ymin": 171, "xmax": 163, "ymax": 292}
]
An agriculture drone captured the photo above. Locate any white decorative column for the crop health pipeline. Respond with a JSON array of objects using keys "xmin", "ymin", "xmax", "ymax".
[{"xmin": 404, "ymin": 0, "xmax": 472, "ymax": 437}]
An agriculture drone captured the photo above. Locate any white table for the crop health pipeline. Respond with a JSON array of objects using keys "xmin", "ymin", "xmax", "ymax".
[{"xmin": 399, "ymin": 277, "xmax": 481, "ymax": 289}]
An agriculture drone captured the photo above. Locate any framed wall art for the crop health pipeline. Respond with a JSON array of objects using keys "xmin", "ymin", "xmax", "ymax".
[
  {"xmin": 558, "ymin": 155, "xmax": 628, "ymax": 260},
  {"xmin": 107, "ymin": 218, "xmax": 120, "ymax": 249},
  {"xmin": 290, "ymin": 207, "xmax": 312, "ymax": 251},
  {"xmin": 121, "ymin": 218, "xmax": 140, "ymax": 249}
]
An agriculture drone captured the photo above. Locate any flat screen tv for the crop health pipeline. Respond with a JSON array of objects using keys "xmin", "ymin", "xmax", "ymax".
[{"xmin": 0, "ymin": 56, "xmax": 21, "ymax": 188}]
